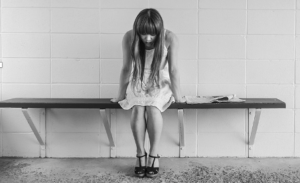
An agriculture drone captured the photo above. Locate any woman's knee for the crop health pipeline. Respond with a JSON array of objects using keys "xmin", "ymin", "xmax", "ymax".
[
  {"xmin": 146, "ymin": 106, "xmax": 161, "ymax": 115},
  {"xmin": 132, "ymin": 106, "xmax": 146, "ymax": 116}
]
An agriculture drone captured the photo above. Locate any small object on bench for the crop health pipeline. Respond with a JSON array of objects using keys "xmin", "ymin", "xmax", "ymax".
[
  {"xmin": 185, "ymin": 94, "xmax": 245, "ymax": 104},
  {"xmin": 0, "ymin": 98, "xmax": 286, "ymax": 158}
]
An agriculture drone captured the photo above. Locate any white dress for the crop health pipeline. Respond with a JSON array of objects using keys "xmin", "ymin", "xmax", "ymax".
[{"xmin": 118, "ymin": 32, "xmax": 175, "ymax": 112}]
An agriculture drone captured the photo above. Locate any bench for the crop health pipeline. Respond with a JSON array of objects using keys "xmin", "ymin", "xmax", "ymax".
[{"xmin": 0, "ymin": 98, "xmax": 286, "ymax": 158}]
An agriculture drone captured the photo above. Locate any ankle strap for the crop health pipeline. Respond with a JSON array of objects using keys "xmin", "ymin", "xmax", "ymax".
[
  {"xmin": 136, "ymin": 152, "xmax": 147, "ymax": 158},
  {"xmin": 149, "ymin": 154, "xmax": 160, "ymax": 158},
  {"xmin": 149, "ymin": 154, "xmax": 160, "ymax": 168}
]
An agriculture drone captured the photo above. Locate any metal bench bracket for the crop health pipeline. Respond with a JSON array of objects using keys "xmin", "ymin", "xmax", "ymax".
[
  {"xmin": 100, "ymin": 109, "xmax": 116, "ymax": 158},
  {"xmin": 248, "ymin": 108, "xmax": 261, "ymax": 157},
  {"xmin": 178, "ymin": 109, "xmax": 185, "ymax": 157},
  {"xmin": 21, "ymin": 108, "xmax": 46, "ymax": 157}
]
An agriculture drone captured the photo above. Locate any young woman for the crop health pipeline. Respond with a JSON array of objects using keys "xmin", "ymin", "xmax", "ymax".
[{"xmin": 111, "ymin": 8, "xmax": 185, "ymax": 177}]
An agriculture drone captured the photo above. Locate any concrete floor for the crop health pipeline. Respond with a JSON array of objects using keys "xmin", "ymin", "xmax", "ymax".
[{"xmin": 1, "ymin": 157, "xmax": 300, "ymax": 183}]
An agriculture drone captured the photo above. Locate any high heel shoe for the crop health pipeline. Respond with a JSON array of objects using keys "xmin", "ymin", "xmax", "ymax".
[
  {"xmin": 135, "ymin": 153, "xmax": 147, "ymax": 177},
  {"xmin": 146, "ymin": 154, "xmax": 160, "ymax": 178}
]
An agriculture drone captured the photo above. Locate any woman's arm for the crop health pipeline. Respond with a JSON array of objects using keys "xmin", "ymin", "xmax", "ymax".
[
  {"xmin": 167, "ymin": 31, "xmax": 185, "ymax": 103},
  {"xmin": 111, "ymin": 31, "xmax": 133, "ymax": 102}
]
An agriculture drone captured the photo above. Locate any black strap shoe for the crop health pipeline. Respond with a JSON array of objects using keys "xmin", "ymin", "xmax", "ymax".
[
  {"xmin": 135, "ymin": 153, "xmax": 147, "ymax": 177},
  {"xmin": 146, "ymin": 154, "xmax": 160, "ymax": 178}
]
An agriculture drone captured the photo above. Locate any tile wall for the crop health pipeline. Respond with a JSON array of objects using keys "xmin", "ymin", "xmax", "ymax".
[{"xmin": 0, "ymin": 0, "xmax": 298, "ymax": 157}]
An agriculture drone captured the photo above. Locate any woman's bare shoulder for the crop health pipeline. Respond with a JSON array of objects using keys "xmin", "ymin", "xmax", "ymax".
[
  {"xmin": 123, "ymin": 30, "xmax": 134, "ymax": 45},
  {"xmin": 165, "ymin": 29, "xmax": 178, "ymax": 48}
]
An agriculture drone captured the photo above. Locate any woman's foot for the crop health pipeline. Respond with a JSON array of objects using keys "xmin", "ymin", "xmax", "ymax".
[
  {"xmin": 146, "ymin": 154, "xmax": 160, "ymax": 178},
  {"xmin": 135, "ymin": 153, "xmax": 147, "ymax": 177}
]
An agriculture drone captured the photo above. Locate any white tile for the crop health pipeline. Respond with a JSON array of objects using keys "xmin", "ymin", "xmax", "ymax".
[
  {"xmin": 294, "ymin": 109, "xmax": 300, "ymax": 132},
  {"xmin": 51, "ymin": 84, "xmax": 100, "ymax": 98},
  {"xmin": 198, "ymin": 109, "xmax": 245, "ymax": 133},
  {"xmin": 297, "ymin": 36, "xmax": 300, "ymax": 58},
  {"xmin": 100, "ymin": 59, "xmax": 122, "ymax": 84},
  {"xmin": 116, "ymin": 109, "xmax": 132, "ymax": 133},
  {"xmin": 100, "ymin": 84, "xmax": 119, "ymax": 98},
  {"xmin": 47, "ymin": 109, "xmax": 101, "ymax": 133},
  {"xmin": 0, "ymin": 35, "xmax": 2, "ymax": 58},
  {"xmin": 246, "ymin": 60, "xmax": 294, "ymax": 84},
  {"xmin": 177, "ymin": 35, "xmax": 198, "ymax": 59},
  {"xmin": 248, "ymin": 0, "xmax": 295, "ymax": 9},
  {"xmin": 184, "ymin": 133, "xmax": 197, "ymax": 157},
  {"xmin": 99, "ymin": 133, "xmax": 110, "ymax": 157},
  {"xmin": 251, "ymin": 109, "xmax": 294, "ymax": 133},
  {"xmin": 253, "ymin": 133, "xmax": 294, "ymax": 157},
  {"xmin": 297, "ymin": 62, "xmax": 300, "ymax": 84},
  {"xmin": 163, "ymin": 109, "xmax": 181, "ymax": 133},
  {"xmin": 1, "ymin": 8, "xmax": 50, "ymax": 32},
  {"xmin": 247, "ymin": 85, "xmax": 294, "ymax": 109},
  {"xmin": 295, "ymin": 133, "xmax": 300, "ymax": 157},
  {"xmin": 47, "ymin": 133, "xmax": 99, "ymax": 157},
  {"xmin": 3, "ymin": 58, "xmax": 51, "ymax": 83},
  {"xmin": 197, "ymin": 84, "xmax": 246, "ymax": 98},
  {"xmin": 2, "ymin": 0, "xmax": 50, "ymax": 7},
  {"xmin": 297, "ymin": 11, "xmax": 300, "ymax": 34},
  {"xmin": 248, "ymin": 10, "xmax": 294, "ymax": 35},
  {"xmin": 52, "ymin": 34, "xmax": 99, "ymax": 58},
  {"xmin": 101, "ymin": 9, "xmax": 141, "ymax": 33},
  {"xmin": 52, "ymin": 59, "xmax": 100, "ymax": 84},
  {"xmin": 116, "ymin": 133, "xmax": 136, "ymax": 157},
  {"xmin": 163, "ymin": 109, "xmax": 197, "ymax": 133},
  {"xmin": 199, "ymin": 35, "xmax": 245, "ymax": 59},
  {"xmin": 199, "ymin": 0, "xmax": 246, "ymax": 9},
  {"xmin": 101, "ymin": 0, "xmax": 147, "ymax": 8},
  {"xmin": 51, "ymin": 0, "xmax": 99, "ymax": 8},
  {"xmin": 198, "ymin": 133, "xmax": 246, "ymax": 157},
  {"xmin": 159, "ymin": 9, "xmax": 198, "ymax": 34},
  {"xmin": 298, "ymin": 0, "xmax": 300, "ymax": 9},
  {"xmin": 150, "ymin": 0, "xmax": 198, "ymax": 9},
  {"xmin": 296, "ymin": 85, "xmax": 300, "ymax": 108},
  {"xmin": 159, "ymin": 132, "xmax": 198, "ymax": 157},
  {"xmin": 2, "ymin": 108, "xmax": 41, "ymax": 132},
  {"xmin": 181, "ymin": 84, "xmax": 197, "ymax": 96},
  {"xmin": 2, "ymin": 133, "xmax": 40, "ymax": 157},
  {"xmin": 100, "ymin": 34, "xmax": 123, "ymax": 59},
  {"xmin": 199, "ymin": 10, "xmax": 246, "ymax": 34},
  {"xmin": 198, "ymin": 60, "xmax": 245, "ymax": 84},
  {"xmin": 2, "ymin": 84, "xmax": 51, "ymax": 100},
  {"xmin": 52, "ymin": 9, "xmax": 99, "ymax": 33},
  {"xmin": 2, "ymin": 34, "xmax": 50, "ymax": 58},
  {"xmin": 0, "ymin": 132, "xmax": 2, "ymax": 157},
  {"xmin": 179, "ymin": 60, "xmax": 197, "ymax": 84},
  {"xmin": 247, "ymin": 35, "xmax": 294, "ymax": 59},
  {"xmin": 159, "ymin": 132, "xmax": 179, "ymax": 157}
]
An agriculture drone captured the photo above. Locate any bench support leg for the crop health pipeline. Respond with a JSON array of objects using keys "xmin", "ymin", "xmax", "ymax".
[
  {"xmin": 21, "ymin": 108, "xmax": 45, "ymax": 157},
  {"xmin": 178, "ymin": 109, "xmax": 185, "ymax": 158},
  {"xmin": 100, "ymin": 109, "xmax": 116, "ymax": 158},
  {"xmin": 248, "ymin": 108, "xmax": 261, "ymax": 157}
]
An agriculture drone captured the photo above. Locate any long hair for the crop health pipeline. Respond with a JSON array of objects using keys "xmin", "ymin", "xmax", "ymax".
[{"xmin": 131, "ymin": 8, "xmax": 165, "ymax": 90}]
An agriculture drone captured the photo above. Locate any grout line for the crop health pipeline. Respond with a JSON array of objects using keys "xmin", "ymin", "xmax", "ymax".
[
  {"xmin": 245, "ymin": 0, "xmax": 248, "ymax": 99},
  {"xmin": 196, "ymin": 0, "xmax": 199, "ymax": 158},
  {"xmin": 50, "ymin": 2, "xmax": 52, "ymax": 98},
  {"xmin": 294, "ymin": 0, "xmax": 297, "ymax": 157}
]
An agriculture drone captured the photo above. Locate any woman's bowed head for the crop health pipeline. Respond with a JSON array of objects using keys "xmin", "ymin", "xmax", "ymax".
[
  {"xmin": 110, "ymin": 8, "xmax": 185, "ymax": 178},
  {"xmin": 111, "ymin": 8, "xmax": 185, "ymax": 104}
]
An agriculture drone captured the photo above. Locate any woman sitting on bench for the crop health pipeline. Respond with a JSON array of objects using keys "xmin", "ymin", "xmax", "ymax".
[{"xmin": 111, "ymin": 8, "xmax": 185, "ymax": 178}]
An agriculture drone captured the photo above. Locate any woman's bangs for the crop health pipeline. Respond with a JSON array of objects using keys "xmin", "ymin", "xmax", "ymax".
[{"xmin": 137, "ymin": 19, "xmax": 157, "ymax": 36}]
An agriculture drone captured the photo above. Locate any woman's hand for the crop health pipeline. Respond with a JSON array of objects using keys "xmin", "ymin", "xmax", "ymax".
[
  {"xmin": 110, "ymin": 97, "xmax": 124, "ymax": 103},
  {"xmin": 175, "ymin": 96, "xmax": 186, "ymax": 103}
]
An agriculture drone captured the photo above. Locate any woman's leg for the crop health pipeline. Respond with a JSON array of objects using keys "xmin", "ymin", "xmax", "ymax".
[
  {"xmin": 145, "ymin": 106, "xmax": 163, "ymax": 167},
  {"xmin": 130, "ymin": 106, "xmax": 147, "ymax": 166}
]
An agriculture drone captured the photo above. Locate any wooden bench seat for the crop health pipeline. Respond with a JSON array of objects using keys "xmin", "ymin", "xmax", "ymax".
[{"xmin": 0, "ymin": 98, "xmax": 286, "ymax": 158}]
